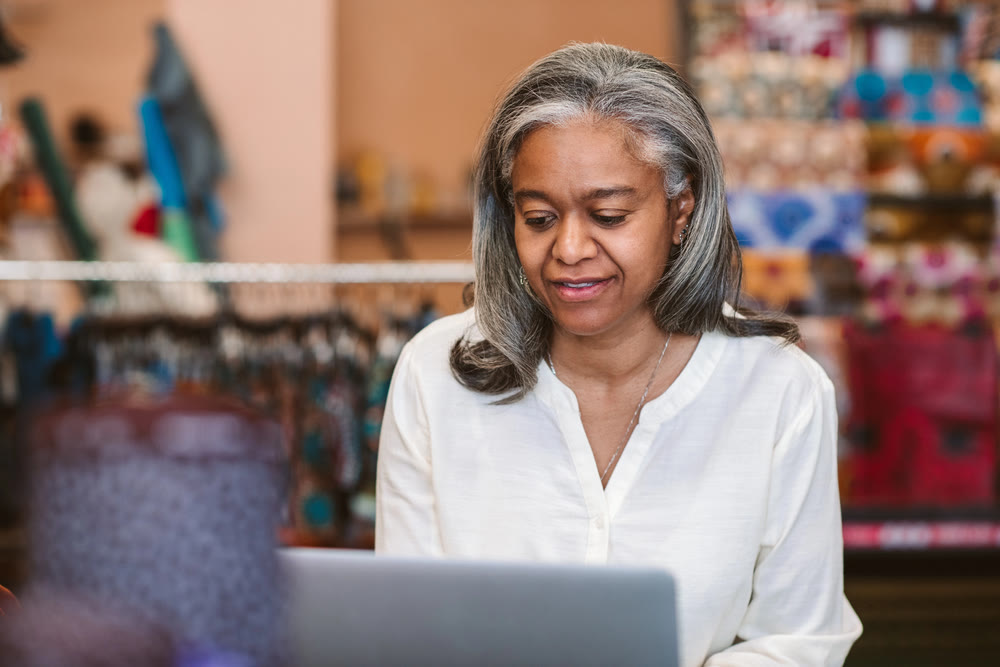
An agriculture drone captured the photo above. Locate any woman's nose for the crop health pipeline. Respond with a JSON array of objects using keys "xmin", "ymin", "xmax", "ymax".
[{"xmin": 552, "ymin": 215, "xmax": 598, "ymax": 264}]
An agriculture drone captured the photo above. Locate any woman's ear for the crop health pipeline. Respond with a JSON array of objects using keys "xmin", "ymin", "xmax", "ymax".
[{"xmin": 671, "ymin": 187, "xmax": 695, "ymax": 245}]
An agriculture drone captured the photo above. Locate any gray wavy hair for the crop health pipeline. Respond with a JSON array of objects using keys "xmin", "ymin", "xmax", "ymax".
[{"xmin": 450, "ymin": 42, "xmax": 798, "ymax": 401}]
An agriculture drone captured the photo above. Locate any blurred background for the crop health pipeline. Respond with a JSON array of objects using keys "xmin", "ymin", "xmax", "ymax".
[{"xmin": 0, "ymin": 1, "xmax": 998, "ymax": 665}]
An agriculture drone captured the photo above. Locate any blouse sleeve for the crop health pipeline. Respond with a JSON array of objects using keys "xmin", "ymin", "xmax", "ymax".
[
  {"xmin": 374, "ymin": 344, "xmax": 444, "ymax": 556},
  {"xmin": 705, "ymin": 373, "xmax": 862, "ymax": 666}
]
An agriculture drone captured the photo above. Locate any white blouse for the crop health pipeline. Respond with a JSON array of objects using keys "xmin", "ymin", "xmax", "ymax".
[{"xmin": 375, "ymin": 309, "xmax": 862, "ymax": 666}]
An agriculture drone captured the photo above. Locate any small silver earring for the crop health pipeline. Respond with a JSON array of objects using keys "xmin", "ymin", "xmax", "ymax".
[
  {"xmin": 678, "ymin": 227, "xmax": 688, "ymax": 246},
  {"xmin": 518, "ymin": 267, "xmax": 529, "ymax": 288}
]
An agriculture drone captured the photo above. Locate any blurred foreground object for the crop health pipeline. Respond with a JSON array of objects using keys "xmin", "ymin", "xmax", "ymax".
[
  {"xmin": 26, "ymin": 394, "xmax": 288, "ymax": 665},
  {"xmin": 0, "ymin": 583, "xmax": 18, "ymax": 615},
  {"xmin": 0, "ymin": 590, "xmax": 175, "ymax": 667}
]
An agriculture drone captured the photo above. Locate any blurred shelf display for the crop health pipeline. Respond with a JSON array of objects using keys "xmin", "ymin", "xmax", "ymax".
[
  {"xmin": 686, "ymin": 0, "xmax": 1000, "ymax": 542},
  {"xmin": 844, "ymin": 520, "xmax": 1000, "ymax": 550},
  {"xmin": 335, "ymin": 148, "xmax": 474, "ymax": 260}
]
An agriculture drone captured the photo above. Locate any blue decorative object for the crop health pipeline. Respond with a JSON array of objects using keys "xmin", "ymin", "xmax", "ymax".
[
  {"xmin": 901, "ymin": 69, "xmax": 935, "ymax": 96},
  {"xmin": 839, "ymin": 69, "xmax": 983, "ymax": 126},
  {"xmin": 728, "ymin": 189, "xmax": 867, "ymax": 252},
  {"xmin": 855, "ymin": 69, "xmax": 887, "ymax": 101},
  {"xmin": 772, "ymin": 198, "xmax": 816, "ymax": 241}
]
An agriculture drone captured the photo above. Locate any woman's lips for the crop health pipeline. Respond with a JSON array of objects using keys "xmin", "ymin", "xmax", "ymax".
[{"xmin": 550, "ymin": 277, "xmax": 613, "ymax": 301}]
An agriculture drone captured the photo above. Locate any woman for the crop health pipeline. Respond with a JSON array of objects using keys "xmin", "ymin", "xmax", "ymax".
[{"xmin": 376, "ymin": 43, "xmax": 862, "ymax": 666}]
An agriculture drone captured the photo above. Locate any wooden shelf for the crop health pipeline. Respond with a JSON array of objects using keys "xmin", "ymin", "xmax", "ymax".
[
  {"xmin": 337, "ymin": 210, "xmax": 472, "ymax": 234},
  {"xmin": 867, "ymin": 193, "xmax": 995, "ymax": 211},
  {"xmin": 853, "ymin": 11, "xmax": 961, "ymax": 32}
]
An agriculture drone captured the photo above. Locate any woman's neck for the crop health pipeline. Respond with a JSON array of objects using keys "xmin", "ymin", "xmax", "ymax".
[{"xmin": 548, "ymin": 315, "xmax": 669, "ymax": 388}]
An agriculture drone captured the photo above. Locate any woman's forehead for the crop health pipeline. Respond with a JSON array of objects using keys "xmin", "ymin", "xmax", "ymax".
[{"xmin": 510, "ymin": 118, "xmax": 661, "ymax": 189}]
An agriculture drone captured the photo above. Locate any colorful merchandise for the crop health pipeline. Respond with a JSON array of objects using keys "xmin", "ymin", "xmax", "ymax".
[
  {"xmin": 743, "ymin": 2, "xmax": 849, "ymax": 58},
  {"xmin": 714, "ymin": 120, "xmax": 866, "ymax": 191},
  {"xmin": 691, "ymin": 52, "xmax": 847, "ymax": 121},
  {"xmin": 139, "ymin": 97, "xmax": 200, "ymax": 262},
  {"xmin": 854, "ymin": 242, "xmax": 991, "ymax": 326},
  {"xmin": 865, "ymin": 126, "xmax": 1000, "ymax": 196},
  {"xmin": 145, "ymin": 22, "xmax": 227, "ymax": 261},
  {"xmin": 740, "ymin": 250, "xmax": 814, "ymax": 312},
  {"xmin": 843, "ymin": 321, "xmax": 997, "ymax": 508},
  {"xmin": 838, "ymin": 68, "xmax": 982, "ymax": 125}
]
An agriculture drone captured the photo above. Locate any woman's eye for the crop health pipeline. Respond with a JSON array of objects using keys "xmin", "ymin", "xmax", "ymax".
[
  {"xmin": 593, "ymin": 213, "xmax": 627, "ymax": 226},
  {"xmin": 524, "ymin": 214, "xmax": 554, "ymax": 228}
]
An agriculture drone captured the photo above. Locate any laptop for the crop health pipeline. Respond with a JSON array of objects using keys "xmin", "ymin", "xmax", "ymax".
[{"xmin": 278, "ymin": 548, "xmax": 679, "ymax": 667}]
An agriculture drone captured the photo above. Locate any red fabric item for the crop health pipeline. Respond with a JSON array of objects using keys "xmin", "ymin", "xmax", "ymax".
[
  {"xmin": 0, "ymin": 585, "xmax": 18, "ymax": 616},
  {"xmin": 844, "ymin": 322, "xmax": 997, "ymax": 508},
  {"xmin": 130, "ymin": 203, "xmax": 161, "ymax": 237}
]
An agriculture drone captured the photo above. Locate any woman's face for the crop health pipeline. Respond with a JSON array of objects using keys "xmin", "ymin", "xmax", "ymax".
[{"xmin": 511, "ymin": 117, "xmax": 691, "ymax": 340}]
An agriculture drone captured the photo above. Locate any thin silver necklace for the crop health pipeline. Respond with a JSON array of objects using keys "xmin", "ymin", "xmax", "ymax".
[{"xmin": 548, "ymin": 333, "xmax": 672, "ymax": 485}]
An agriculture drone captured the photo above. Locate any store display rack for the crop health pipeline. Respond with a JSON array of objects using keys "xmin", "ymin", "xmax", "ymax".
[
  {"xmin": 0, "ymin": 259, "xmax": 476, "ymax": 285},
  {"xmin": 2, "ymin": 260, "xmax": 998, "ymax": 552}
]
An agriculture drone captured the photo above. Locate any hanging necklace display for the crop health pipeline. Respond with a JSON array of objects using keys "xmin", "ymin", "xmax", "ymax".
[{"xmin": 549, "ymin": 332, "xmax": 672, "ymax": 485}]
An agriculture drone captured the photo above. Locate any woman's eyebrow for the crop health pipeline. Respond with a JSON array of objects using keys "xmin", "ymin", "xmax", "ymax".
[
  {"xmin": 513, "ymin": 189, "xmax": 553, "ymax": 205},
  {"xmin": 582, "ymin": 186, "xmax": 638, "ymax": 201},
  {"xmin": 513, "ymin": 186, "xmax": 638, "ymax": 205}
]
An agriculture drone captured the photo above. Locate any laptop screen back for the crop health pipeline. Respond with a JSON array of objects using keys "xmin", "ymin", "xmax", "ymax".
[{"xmin": 279, "ymin": 548, "xmax": 679, "ymax": 667}]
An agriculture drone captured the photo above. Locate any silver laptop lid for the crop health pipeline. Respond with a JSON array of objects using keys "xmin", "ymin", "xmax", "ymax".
[{"xmin": 280, "ymin": 548, "xmax": 679, "ymax": 667}]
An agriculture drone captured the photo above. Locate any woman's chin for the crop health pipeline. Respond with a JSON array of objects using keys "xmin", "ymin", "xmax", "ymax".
[{"xmin": 549, "ymin": 313, "xmax": 623, "ymax": 339}]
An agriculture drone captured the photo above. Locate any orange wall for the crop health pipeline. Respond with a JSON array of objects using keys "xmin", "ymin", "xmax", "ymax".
[
  {"xmin": 167, "ymin": 0, "xmax": 334, "ymax": 263},
  {"xmin": 336, "ymin": 0, "xmax": 680, "ymax": 211},
  {"xmin": 0, "ymin": 0, "xmax": 165, "ymax": 143}
]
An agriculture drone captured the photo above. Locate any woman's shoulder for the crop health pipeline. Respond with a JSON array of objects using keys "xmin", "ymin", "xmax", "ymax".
[
  {"xmin": 699, "ymin": 331, "xmax": 836, "ymax": 439},
  {"xmin": 396, "ymin": 309, "xmax": 479, "ymax": 376},
  {"xmin": 714, "ymin": 329, "xmax": 833, "ymax": 396},
  {"xmin": 406, "ymin": 308, "xmax": 479, "ymax": 352},
  {"xmin": 718, "ymin": 304, "xmax": 828, "ymax": 385}
]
